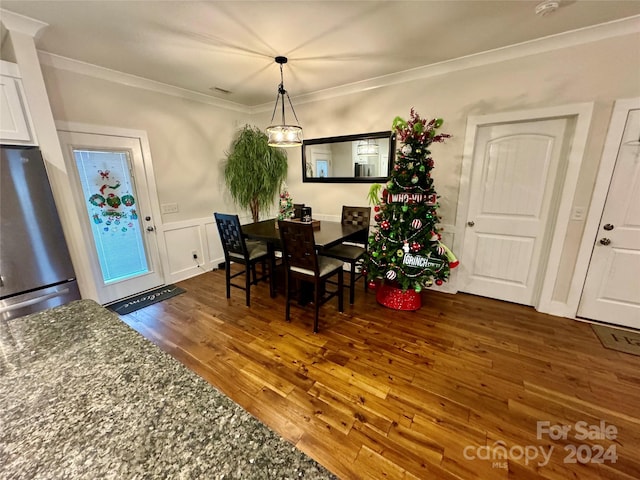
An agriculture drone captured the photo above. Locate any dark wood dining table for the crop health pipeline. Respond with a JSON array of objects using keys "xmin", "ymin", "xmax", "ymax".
[
  {"xmin": 242, "ymin": 218, "xmax": 368, "ymax": 296},
  {"xmin": 242, "ymin": 218, "xmax": 367, "ymax": 249}
]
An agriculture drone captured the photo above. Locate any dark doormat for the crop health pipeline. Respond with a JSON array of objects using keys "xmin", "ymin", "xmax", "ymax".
[
  {"xmin": 107, "ymin": 285, "xmax": 185, "ymax": 315},
  {"xmin": 592, "ymin": 324, "xmax": 640, "ymax": 357}
]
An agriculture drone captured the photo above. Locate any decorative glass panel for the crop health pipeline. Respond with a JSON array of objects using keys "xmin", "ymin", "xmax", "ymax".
[{"xmin": 74, "ymin": 149, "xmax": 149, "ymax": 284}]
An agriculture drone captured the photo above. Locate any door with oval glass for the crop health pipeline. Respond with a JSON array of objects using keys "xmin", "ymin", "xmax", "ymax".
[
  {"xmin": 578, "ymin": 108, "xmax": 640, "ymax": 329},
  {"xmin": 458, "ymin": 118, "xmax": 568, "ymax": 306},
  {"xmin": 58, "ymin": 130, "xmax": 164, "ymax": 305}
]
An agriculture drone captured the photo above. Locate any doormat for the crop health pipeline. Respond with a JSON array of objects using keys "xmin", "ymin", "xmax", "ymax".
[
  {"xmin": 592, "ymin": 324, "xmax": 640, "ymax": 357},
  {"xmin": 107, "ymin": 285, "xmax": 185, "ymax": 315}
]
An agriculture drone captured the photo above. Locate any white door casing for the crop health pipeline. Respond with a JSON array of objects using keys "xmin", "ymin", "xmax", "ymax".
[
  {"xmin": 57, "ymin": 126, "xmax": 165, "ymax": 304},
  {"xmin": 454, "ymin": 103, "xmax": 593, "ymax": 314},
  {"xmin": 458, "ymin": 119, "xmax": 567, "ymax": 306},
  {"xmin": 577, "ymin": 108, "xmax": 640, "ymax": 329}
]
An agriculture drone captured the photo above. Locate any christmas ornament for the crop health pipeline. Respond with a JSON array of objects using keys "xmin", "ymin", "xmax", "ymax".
[
  {"xmin": 439, "ymin": 242, "xmax": 460, "ymax": 268},
  {"xmin": 381, "ymin": 220, "xmax": 390, "ymax": 230},
  {"xmin": 401, "ymin": 144, "xmax": 412, "ymax": 156},
  {"xmin": 411, "ymin": 241, "xmax": 421, "ymax": 252},
  {"xmin": 435, "ymin": 279, "xmax": 443, "ymax": 286},
  {"xmin": 386, "ymin": 270, "xmax": 397, "ymax": 280},
  {"xmin": 396, "ymin": 249, "xmax": 404, "ymax": 258},
  {"xmin": 411, "ymin": 219, "xmax": 422, "ymax": 229},
  {"xmin": 411, "ymin": 175, "xmax": 419, "ymax": 184}
]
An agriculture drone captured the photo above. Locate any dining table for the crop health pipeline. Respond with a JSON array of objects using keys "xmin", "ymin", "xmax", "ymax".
[{"xmin": 242, "ymin": 218, "xmax": 368, "ymax": 296}]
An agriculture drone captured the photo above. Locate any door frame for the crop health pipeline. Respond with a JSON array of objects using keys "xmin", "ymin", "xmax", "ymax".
[
  {"xmin": 55, "ymin": 121, "xmax": 168, "ymax": 299},
  {"xmin": 573, "ymin": 97, "xmax": 640, "ymax": 320},
  {"xmin": 453, "ymin": 103, "xmax": 593, "ymax": 315}
]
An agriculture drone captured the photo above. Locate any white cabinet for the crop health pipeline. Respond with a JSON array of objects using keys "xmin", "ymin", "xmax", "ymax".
[{"xmin": 1, "ymin": 61, "xmax": 36, "ymax": 145}]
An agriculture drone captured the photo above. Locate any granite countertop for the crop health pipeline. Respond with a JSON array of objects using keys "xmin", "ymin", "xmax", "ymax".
[{"xmin": 0, "ymin": 299, "xmax": 336, "ymax": 479}]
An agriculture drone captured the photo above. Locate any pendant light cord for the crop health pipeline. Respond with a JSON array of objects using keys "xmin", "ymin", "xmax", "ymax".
[{"xmin": 269, "ymin": 61, "xmax": 300, "ymax": 126}]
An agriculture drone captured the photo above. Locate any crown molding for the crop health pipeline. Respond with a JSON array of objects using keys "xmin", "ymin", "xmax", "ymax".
[
  {"xmin": 252, "ymin": 14, "xmax": 640, "ymax": 112},
  {"xmin": 37, "ymin": 51, "xmax": 251, "ymax": 114},
  {"xmin": 32, "ymin": 14, "xmax": 640, "ymax": 114},
  {"xmin": 0, "ymin": 9, "xmax": 48, "ymax": 38}
]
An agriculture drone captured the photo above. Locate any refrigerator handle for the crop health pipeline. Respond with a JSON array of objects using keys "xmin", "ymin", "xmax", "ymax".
[{"xmin": 0, "ymin": 287, "xmax": 70, "ymax": 314}]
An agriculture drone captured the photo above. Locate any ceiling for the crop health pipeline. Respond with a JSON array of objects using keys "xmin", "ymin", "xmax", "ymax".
[{"xmin": 1, "ymin": 1, "xmax": 639, "ymax": 108}]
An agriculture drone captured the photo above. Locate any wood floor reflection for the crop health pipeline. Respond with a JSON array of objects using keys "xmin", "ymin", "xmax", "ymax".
[{"xmin": 121, "ymin": 268, "xmax": 640, "ymax": 479}]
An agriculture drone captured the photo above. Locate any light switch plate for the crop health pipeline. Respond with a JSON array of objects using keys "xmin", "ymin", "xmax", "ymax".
[{"xmin": 161, "ymin": 203, "xmax": 179, "ymax": 214}]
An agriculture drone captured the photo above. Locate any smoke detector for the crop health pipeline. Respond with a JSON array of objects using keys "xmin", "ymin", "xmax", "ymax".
[{"xmin": 535, "ymin": 0, "xmax": 560, "ymax": 16}]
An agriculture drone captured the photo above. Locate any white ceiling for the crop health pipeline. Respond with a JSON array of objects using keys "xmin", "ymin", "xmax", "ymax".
[{"xmin": 2, "ymin": 1, "xmax": 639, "ymax": 108}]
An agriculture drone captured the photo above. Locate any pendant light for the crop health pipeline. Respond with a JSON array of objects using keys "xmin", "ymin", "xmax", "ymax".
[{"xmin": 266, "ymin": 56, "xmax": 303, "ymax": 147}]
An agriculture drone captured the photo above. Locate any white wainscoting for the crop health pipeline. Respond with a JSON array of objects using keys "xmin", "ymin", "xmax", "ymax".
[{"xmin": 159, "ymin": 216, "xmax": 223, "ymax": 284}]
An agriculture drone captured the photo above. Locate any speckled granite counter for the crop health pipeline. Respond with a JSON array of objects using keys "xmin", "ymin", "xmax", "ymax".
[{"xmin": 0, "ymin": 299, "xmax": 336, "ymax": 479}]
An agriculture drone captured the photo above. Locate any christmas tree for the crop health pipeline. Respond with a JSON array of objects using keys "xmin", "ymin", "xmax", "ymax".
[{"xmin": 363, "ymin": 108, "xmax": 458, "ymax": 298}]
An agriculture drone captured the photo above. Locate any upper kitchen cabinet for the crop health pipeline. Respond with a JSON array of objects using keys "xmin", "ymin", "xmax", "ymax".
[{"xmin": 0, "ymin": 61, "xmax": 36, "ymax": 145}]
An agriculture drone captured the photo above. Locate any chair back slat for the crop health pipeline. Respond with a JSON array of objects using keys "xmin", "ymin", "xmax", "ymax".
[
  {"xmin": 278, "ymin": 220, "xmax": 318, "ymax": 274},
  {"xmin": 342, "ymin": 206, "xmax": 371, "ymax": 244},
  {"xmin": 214, "ymin": 213, "xmax": 248, "ymax": 259}
]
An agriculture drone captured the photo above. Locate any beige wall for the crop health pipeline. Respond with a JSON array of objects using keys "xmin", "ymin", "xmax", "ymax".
[
  {"xmin": 41, "ymin": 65, "xmax": 250, "ymax": 222},
  {"xmin": 253, "ymin": 32, "xmax": 639, "ymax": 303},
  {"xmin": 39, "ymin": 31, "xmax": 639, "ymax": 307}
]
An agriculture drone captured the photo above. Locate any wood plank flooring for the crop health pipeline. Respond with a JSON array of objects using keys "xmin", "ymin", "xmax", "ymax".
[{"xmin": 121, "ymin": 268, "xmax": 640, "ymax": 479}]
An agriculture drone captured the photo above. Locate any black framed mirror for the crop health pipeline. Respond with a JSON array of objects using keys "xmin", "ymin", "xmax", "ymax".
[{"xmin": 302, "ymin": 131, "xmax": 395, "ymax": 183}]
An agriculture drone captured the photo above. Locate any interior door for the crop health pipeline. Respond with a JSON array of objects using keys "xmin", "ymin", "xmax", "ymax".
[
  {"xmin": 58, "ymin": 131, "xmax": 164, "ymax": 304},
  {"xmin": 458, "ymin": 118, "xmax": 568, "ymax": 306},
  {"xmin": 578, "ymin": 109, "xmax": 640, "ymax": 329}
]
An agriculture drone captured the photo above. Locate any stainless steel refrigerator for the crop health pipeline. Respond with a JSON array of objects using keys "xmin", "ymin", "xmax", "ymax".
[{"xmin": 0, "ymin": 145, "xmax": 80, "ymax": 320}]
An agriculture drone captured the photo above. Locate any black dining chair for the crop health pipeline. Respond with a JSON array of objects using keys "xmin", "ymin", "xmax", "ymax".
[
  {"xmin": 321, "ymin": 205, "xmax": 371, "ymax": 304},
  {"xmin": 278, "ymin": 220, "xmax": 344, "ymax": 333},
  {"xmin": 214, "ymin": 213, "xmax": 272, "ymax": 306}
]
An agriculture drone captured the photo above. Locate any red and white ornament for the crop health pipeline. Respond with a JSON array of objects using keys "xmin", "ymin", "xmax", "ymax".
[
  {"xmin": 381, "ymin": 220, "xmax": 391, "ymax": 230},
  {"xmin": 385, "ymin": 270, "xmax": 397, "ymax": 281},
  {"xmin": 411, "ymin": 241, "xmax": 421, "ymax": 252},
  {"xmin": 411, "ymin": 218, "xmax": 422, "ymax": 229}
]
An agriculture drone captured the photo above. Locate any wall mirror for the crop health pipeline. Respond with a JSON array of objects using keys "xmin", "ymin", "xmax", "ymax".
[{"xmin": 302, "ymin": 131, "xmax": 395, "ymax": 183}]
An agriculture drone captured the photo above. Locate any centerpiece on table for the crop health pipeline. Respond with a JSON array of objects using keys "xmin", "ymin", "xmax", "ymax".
[{"xmin": 276, "ymin": 186, "xmax": 295, "ymax": 227}]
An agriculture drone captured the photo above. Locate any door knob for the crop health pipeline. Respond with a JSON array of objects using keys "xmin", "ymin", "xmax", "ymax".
[
  {"xmin": 603, "ymin": 224, "xmax": 614, "ymax": 231},
  {"xmin": 599, "ymin": 238, "xmax": 611, "ymax": 246},
  {"xmin": 145, "ymin": 216, "xmax": 151, "ymax": 221},
  {"xmin": 146, "ymin": 226, "xmax": 155, "ymax": 232},
  {"xmin": 467, "ymin": 221, "xmax": 475, "ymax": 227}
]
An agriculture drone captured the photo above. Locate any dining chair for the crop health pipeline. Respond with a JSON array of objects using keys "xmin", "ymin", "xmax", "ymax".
[
  {"xmin": 321, "ymin": 205, "xmax": 371, "ymax": 304},
  {"xmin": 214, "ymin": 213, "xmax": 272, "ymax": 306},
  {"xmin": 278, "ymin": 220, "xmax": 344, "ymax": 333}
]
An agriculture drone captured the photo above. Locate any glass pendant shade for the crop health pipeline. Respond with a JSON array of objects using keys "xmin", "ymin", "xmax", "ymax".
[
  {"xmin": 357, "ymin": 139, "xmax": 379, "ymax": 155},
  {"xmin": 267, "ymin": 56, "xmax": 303, "ymax": 148},
  {"xmin": 267, "ymin": 125, "xmax": 303, "ymax": 147}
]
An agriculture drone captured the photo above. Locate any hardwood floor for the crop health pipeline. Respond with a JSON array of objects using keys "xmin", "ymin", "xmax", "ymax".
[{"xmin": 121, "ymin": 268, "xmax": 640, "ymax": 479}]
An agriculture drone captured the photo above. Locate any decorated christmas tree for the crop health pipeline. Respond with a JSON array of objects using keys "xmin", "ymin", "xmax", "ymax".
[{"xmin": 363, "ymin": 108, "xmax": 458, "ymax": 309}]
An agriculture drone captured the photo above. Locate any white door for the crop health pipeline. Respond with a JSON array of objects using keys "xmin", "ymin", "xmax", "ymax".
[
  {"xmin": 578, "ymin": 109, "xmax": 640, "ymax": 329},
  {"xmin": 58, "ymin": 131, "xmax": 164, "ymax": 304},
  {"xmin": 459, "ymin": 118, "xmax": 568, "ymax": 305}
]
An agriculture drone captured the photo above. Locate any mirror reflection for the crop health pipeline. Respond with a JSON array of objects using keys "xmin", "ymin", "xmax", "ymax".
[{"xmin": 302, "ymin": 131, "xmax": 395, "ymax": 183}]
